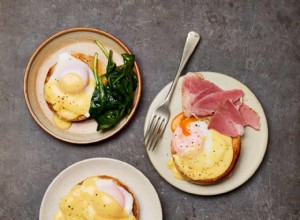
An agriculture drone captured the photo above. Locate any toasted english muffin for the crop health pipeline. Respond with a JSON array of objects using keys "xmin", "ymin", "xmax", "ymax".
[{"xmin": 171, "ymin": 116, "xmax": 241, "ymax": 185}]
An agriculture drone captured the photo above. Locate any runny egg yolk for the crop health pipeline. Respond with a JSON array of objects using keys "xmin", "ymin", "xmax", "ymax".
[
  {"xmin": 44, "ymin": 53, "xmax": 96, "ymax": 130},
  {"xmin": 171, "ymin": 112, "xmax": 197, "ymax": 136},
  {"xmin": 169, "ymin": 112, "xmax": 234, "ymax": 180},
  {"xmin": 54, "ymin": 177, "xmax": 136, "ymax": 220}
]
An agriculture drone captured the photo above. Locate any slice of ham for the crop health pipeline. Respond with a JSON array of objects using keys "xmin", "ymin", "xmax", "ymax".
[
  {"xmin": 191, "ymin": 89, "xmax": 244, "ymax": 116},
  {"xmin": 181, "ymin": 73, "xmax": 261, "ymax": 136},
  {"xmin": 208, "ymin": 100, "xmax": 245, "ymax": 137},
  {"xmin": 239, "ymin": 103, "xmax": 260, "ymax": 130},
  {"xmin": 182, "ymin": 73, "xmax": 222, "ymax": 117}
]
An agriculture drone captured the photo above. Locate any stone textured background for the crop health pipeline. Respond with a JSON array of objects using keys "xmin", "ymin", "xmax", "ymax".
[{"xmin": 0, "ymin": 0, "xmax": 299, "ymax": 219}]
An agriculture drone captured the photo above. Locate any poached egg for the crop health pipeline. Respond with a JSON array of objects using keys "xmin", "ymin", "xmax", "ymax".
[
  {"xmin": 44, "ymin": 53, "xmax": 96, "ymax": 129},
  {"xmin": 168, "ymin": 113, "xmax": 234, "ymax": 181},
  {"xmin": 54, "ymin": 176, "xmax": 137, "ymax": 220}
]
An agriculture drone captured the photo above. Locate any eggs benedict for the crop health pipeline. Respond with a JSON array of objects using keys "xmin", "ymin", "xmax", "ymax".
[
  {"xmin": 54, "ymin": 175, "xmax": 138, "ymax": 220},
  {"xmin": 168, "ymin": 113, "xmax": 241, "ymax": 184},
  {"xmin": 44, "ymin": 52, "xmax": 104, "ymax": 129}
]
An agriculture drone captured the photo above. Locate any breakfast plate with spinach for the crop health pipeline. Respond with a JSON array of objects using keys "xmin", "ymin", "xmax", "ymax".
[{"xmin": 24, "ymin": 27, "xmax": 141, "ymax": 144}]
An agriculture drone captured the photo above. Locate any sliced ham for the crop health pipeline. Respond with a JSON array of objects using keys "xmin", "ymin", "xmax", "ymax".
[
  {"xmin": 191, "ymin": 89, "xmax": 244, "ymax": 116},
  {"xmin": 181, "ymin": 73, "xmax": 261, "ymax": 137},
  {"xmin": 239, "ymin": 103, "xmax": 260, "ymax": 130},
  {"xmin": 208, "ymin": 100, "xmax": 245, "ymax": 137},
  {"xmin": 182, "ymin": 73, "xmax": 222, "ymax": 117}
]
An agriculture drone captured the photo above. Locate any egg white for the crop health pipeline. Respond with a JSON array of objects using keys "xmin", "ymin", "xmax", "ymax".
[{"xmin": 96, "ymin": 179, "xmax": 134, "ymax": 216}]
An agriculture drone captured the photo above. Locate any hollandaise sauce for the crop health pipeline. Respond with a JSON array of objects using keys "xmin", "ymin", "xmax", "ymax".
[
  {"xmin": 44, "ymin": 53, "xmax": 96, "ymax": 129},
  {"xmin": 169, "ymin": 112, "xmax": 234, "ymax": 180},
  {"xmin": 167, "ymin": 159, "xmax": 185, "ymax": 180},
  {"xmin": 54, "ymin": 177, "xmax": 136, "ymax": 220}
]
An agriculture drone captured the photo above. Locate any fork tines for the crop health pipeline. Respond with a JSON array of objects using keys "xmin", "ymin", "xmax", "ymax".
[{"xmin": 144, "ymin": 115, "xmax": 167, "ymax": 151}]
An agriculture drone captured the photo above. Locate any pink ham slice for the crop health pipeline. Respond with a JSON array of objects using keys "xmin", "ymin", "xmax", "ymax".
[
  {"xmin": 191, "ymin": 89, "xmax": 244, "ymax": 116},
  {"xmin": 181, "ymin": 73, "xmax": 261, "ymax": 136},
  {"xmin": 182, "ymin": 73, "xmax": 222, "ymax": 117},
  {"xmin": 208, "ymin": 100, "xmax": 245, "ymax": 137},
  {"xmin": 239, "ymin": 103, "xmax": 260, "ymax": 130}
]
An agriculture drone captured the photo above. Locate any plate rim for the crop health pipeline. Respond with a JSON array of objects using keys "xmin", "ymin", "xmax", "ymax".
[
  {"xmin": 23, "ymin": 27, "xmax": 142, "ymax": 144},
  {"xmin": 39, "ymin": 157, "xmax": 163, "ymax": 220},
  {"xmin": 145, "ymin": 71, "xmax": 269, "ymax": 196}
]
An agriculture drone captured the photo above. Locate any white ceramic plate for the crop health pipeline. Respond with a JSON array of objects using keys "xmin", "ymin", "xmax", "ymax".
[
  {"xmin": 40, "ymin": 158, "xmax": 162, "ymax": 220},
  {"xmin": 145, "ymin": 72, "xmax": 268, "ymax": 195},
  {"xmin": 24, "ymin": 28, "xmax": 142, "ymax": 144}
]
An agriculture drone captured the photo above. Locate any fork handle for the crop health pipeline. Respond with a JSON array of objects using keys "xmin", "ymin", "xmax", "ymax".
[{"xmin": 165, "ymin": 31, "xmax": 200, "ymax": 104}]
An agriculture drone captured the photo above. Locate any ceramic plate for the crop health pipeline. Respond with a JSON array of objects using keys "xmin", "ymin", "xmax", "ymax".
[
  {"xmin": 24, "ymin": 27, "xmax": 141, "ymax": 144},
  {"xmin": 145, "ymin": 72, "xmax": 268, "ymax": 195},
  {"xmin": 40, "ymin": 158, "xmax": 162, "ymax": 220}
]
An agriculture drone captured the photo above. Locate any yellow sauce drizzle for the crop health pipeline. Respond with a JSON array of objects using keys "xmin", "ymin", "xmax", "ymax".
[
  {"xmin": 167, "ymin": 158, "xmax": 185, "ymax": 180},
  {"xmin": 44, "ymin": 71, "xmax": 95, "ymax": 129},
  {"xmin": 172, "ymin": 130, "xmax": 233, "ymax": 180},
  {"xmin": 53, "ymin": 114, "xmax": 71, "ymax": 130},
  {"xmin": 169, "ymin": 113, "xmax": 234, "ymax": 181},
  {"xmin": 54, "ymin": 177, "xmax": 136, "ymax": 220}
]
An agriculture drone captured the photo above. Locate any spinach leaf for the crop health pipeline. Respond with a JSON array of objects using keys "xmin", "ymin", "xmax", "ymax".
[{"xmin": 89, "ymin": 41, "xmax": 137, "ymax": 131}]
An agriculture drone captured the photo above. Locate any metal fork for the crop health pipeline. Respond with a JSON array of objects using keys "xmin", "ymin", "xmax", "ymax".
[{"xmin": 144, "ymin": 31, "xmax": 200, "ymax": 151}]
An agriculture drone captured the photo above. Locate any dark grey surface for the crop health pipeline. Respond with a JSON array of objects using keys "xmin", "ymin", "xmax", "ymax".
[{"xmin": 0, "ymin": 0, "xmax": 299, "ymax": 219}]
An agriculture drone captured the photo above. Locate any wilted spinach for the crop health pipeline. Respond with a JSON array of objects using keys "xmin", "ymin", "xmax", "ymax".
[{"xmin": 89, "ymin": 41, "xmax": 137, "ymax": 131}]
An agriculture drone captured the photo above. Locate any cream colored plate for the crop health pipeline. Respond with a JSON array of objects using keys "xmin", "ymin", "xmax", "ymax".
[
  {"xmin": 24, "ymin": 28, "xmax": 141, "ymax": 144},
  {"xmin": 40, "ymin": 158, "xmax": 162, "ymax": 220},
  {"xmin": 145, "ymin": 72, "xmax": 268, "ymax": 195}
]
